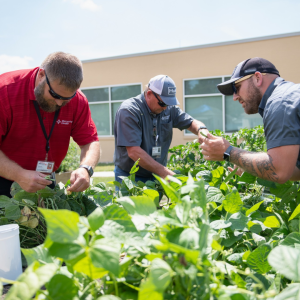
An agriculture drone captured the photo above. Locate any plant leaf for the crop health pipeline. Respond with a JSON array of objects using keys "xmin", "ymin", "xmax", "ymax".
[
  {"xmin": 281, "ymin": 232, "xmax": 300, "ymax": 247},
  {"xmin": 223, "ymin": 189, "xmax": 243, "ymax": 214},
  {"xmin": 89, "ymin": 238, "xmax": 120, "ymax": 276},
  {"xmin": 268, "ymin": 245, "xmax": 300, "ymax": 281},
  {"xmin": 246, "ymin": 200, "xmax": 264, "ymax": 216},
  {"xmin": 289, "ymin": 204, "xmax": 300, "ymax": 221},
  {"xmin": 47, "ymin": 274, "xmax": 79, "ymax": 300},
  {"xmin": 247, "ymin": 244, "xmax": 272, "ymax": 274},
  {"xmin": 88, "ymin": 207, "xmax": 105, "ymax": 232},
  {"xmin": 39, "ymin": 208, "xmax": 80, "ymax": 244}
]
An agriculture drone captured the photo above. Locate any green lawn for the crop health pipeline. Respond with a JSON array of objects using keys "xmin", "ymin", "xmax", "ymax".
[
  {"xmin": 92, "ymin": 177, "xmax": 115, "ymax": 190},
  {"xmin": 94, "ymin": 163, "xmax": 115, "ymax": 172}
]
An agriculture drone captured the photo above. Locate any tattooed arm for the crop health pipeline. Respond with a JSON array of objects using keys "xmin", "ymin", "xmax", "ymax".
[{"xmin": 201, "ymin": 133, "xmax": 300, "ymax": 184}]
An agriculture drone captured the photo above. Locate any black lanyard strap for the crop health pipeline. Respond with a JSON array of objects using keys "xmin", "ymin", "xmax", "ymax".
[{"xmin": 33, "ymin": 101, "xmax": 60, "ymax": 156}]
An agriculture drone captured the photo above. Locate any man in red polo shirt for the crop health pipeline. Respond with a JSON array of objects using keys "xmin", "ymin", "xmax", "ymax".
[{"xmin": 0, "ymin": 52, "xmax": 100, "ymax": 197}]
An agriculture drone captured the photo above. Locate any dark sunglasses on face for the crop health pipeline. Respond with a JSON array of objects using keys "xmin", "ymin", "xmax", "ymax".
[
  {"xmin": 44, "ymin": 71, "xmax": 77, "ymax": 100},
  {"xmin": 152, "ymin": 91, "xmax": 168, "ymax": 107},
  {"xmin": 232, "ymin": 82, "xmax": 238, "ymax": 94}
]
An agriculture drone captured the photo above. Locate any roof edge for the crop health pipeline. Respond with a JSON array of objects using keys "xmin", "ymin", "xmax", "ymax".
[{"xmin": 82, "ymin": 31, "xmax": 300, "ymax": 64}]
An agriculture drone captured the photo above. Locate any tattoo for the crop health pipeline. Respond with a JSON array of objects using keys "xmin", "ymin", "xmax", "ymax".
[{"xmin": 230, "ymin": 147, "xmax": 279, "ymax": 182}]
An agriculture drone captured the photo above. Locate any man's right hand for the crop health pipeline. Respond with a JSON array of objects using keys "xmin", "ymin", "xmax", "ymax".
[
  {"xmin": 16, "ymin": 170, "xmax": 52, "ymax": 193},
  {"xmin": 161, "ymin": 167, "xmax": 176, "ymax": 179}
]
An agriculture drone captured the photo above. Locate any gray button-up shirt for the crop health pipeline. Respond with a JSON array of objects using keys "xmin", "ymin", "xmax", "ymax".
[
  {"xmin": 258, "ymin": 77, "xmax": 300, "ymax": 168},
  {"xmin": 114, "ymin": 93, "xmax": 194, "ymax": 177}
]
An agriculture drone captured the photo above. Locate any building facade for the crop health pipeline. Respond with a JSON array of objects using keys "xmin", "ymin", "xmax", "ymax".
[{"xmin": 81, "ymin": 32, "xmax": 300, "ymax": 162}]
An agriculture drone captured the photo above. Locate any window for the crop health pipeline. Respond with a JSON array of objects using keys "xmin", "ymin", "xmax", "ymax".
[
  {"xmin": 184, "ymin": 76, "xmax": 263, "ymax": 134},
  {"xmin": 81, "ymin": 84, "xmax": 142, "ymax": 136}
]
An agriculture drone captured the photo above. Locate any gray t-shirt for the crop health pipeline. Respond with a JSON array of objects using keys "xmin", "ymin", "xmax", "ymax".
[
  {"xmin": 258, "ymin": 77, "xmax": 300, "ymax": 168},
  {"xmin": 114, "ymin": 93, "xmax": 194, "ymax": 177}
]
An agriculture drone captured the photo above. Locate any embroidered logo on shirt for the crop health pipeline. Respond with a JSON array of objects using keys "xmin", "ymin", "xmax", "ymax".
[
  {"xmin": 162, "ymin": 115, "xmax": 170, "ymax": 121},
  {"xmin": 168, "ymin": 87, "xmax": 176, "ymax": 95},
  {"xmin": 57, "ymin": 120, "xmax": 73, "ymax": 125}
]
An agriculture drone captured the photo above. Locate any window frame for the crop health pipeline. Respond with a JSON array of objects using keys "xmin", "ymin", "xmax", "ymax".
[
  {"xmin": 81, "ymin": 82, "xmax": 142, "ymax": 137},
  {"xmin": 183, "ymin": 75, "xmax": 231, "ymax": 136}
]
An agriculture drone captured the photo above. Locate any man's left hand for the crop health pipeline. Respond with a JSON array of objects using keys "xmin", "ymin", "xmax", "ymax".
[
  {"xmin": 67, "ymin": 167, "xmax": 90, "ymax": 192},
  {"xmin": 200, "ymin": 133, "xmax": 231, "ymax": 161}
]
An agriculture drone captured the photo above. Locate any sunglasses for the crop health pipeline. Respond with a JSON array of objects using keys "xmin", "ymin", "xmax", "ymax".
[
  {"xmin": 152, "ymin": 91, "xmax": 168, "ymax": 107},
  {"xmin": 232, "ymin": 73, "xmax": 266, "ymax": 94},
  {"xmin": 44, "ymin": 71, "xmax": 77, "ymax": 100}
]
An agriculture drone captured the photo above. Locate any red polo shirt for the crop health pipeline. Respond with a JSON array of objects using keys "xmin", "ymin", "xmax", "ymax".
[{"xmin": 0, "ymin": 67, "xmax": 99, "ymax": 172}]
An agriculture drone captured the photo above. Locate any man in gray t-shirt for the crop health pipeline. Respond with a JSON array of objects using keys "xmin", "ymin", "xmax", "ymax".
[
  {"xmin": 201, "ymin": 57, "xmax": 300, "ymax": 184},
  {"xmin": 114, "ymin": 75, "xmax": 209, "ymax": 183}
]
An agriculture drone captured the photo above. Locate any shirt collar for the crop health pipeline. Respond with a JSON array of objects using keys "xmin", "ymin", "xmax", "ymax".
[
  {"xmin": 29, "ymin": 67, "xmax": 40, "ymax": 101},
  {"xmin": 258, "ymin": 77, "xmax": 284, "ymax": 117}
]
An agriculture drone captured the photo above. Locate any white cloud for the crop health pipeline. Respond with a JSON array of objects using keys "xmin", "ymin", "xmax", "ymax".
[
  {"xmin": 65, "ymin": 0, "xmax": 101, "ymax": 11},
  {"xmin": 0, "ymin": 55, "xmax": 34, "ymax": 74}
]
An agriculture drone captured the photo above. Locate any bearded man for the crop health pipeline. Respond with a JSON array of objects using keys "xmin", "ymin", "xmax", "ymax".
[
  {"xmin": 0, "ymin": 52, "xmax": 100, "ymax": 197},
  {"xmin": 201, "ymin": 57, "xmax": 300, "ymax": 183}
]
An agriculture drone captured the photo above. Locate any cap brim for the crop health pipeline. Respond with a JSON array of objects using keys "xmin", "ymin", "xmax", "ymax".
[
  {"xmin": 160, "ymin": 95, "xmax": 179, "ymax": 106},
  {"xmin": 217, "ymin": 77, "xmax": 242, "ymax": 96}
]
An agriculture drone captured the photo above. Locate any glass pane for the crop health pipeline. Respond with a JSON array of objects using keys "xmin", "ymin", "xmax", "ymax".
[
  {"xmin": 224, "ymin": 76, "xmax": 231, "ymax": 81},
  {"xmin": 111, "ymin": 102, "xmax": 123, "ymax": 133},
  {"xmin": 225, "ymin": 95, "xmax": 263, "ymax": 132},
  {"xmin": 185, "ymin": 78, "xmax": 221, "ymax": 95},
  {"xmin": 111, "ymin": 85, "xmax": 141, "ymax": 100},
  {"xmin": 185, "ymin": 96, "xmax": 223, "ymax": 132},
  {"xmin": 82, "ymin": 88, "xmax": 109, "ymax": 102},
  {"xmin": 89, "ymin": 103, "xmax": 110, "ymax": 135}
]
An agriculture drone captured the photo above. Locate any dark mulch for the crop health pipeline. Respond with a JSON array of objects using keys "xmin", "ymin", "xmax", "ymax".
[{"xmin": 1, "ymin": 284, "xmax": 11, "ymax": 299}]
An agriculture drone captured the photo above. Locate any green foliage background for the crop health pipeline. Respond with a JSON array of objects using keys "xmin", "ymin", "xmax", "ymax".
[{"xmin": 56, "ymin": 138, "xmax": 80, "ymax": 173}]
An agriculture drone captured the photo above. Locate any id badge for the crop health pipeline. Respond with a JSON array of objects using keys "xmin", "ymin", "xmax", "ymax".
[
  {"xmin": 152, "ymin": 146, "xmax": 161, "ymax": 158},
  {"xmin": 36, "ymin": 161, "xmax": 55, "ymax": 174}
]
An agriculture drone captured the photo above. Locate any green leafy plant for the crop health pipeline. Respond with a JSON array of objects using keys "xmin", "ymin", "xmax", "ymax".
[
  {"xmin": 56, "ymin": 138, "xmax": 80, "ymax": 173},
  {"xmin": 2, "ymin": 126, "xmax": 300, "ymax": 300}
]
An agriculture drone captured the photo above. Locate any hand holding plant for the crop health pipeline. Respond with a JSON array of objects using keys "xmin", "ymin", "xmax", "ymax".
[
  {"xmin": 228, "ymin": 164, "xmax": 244, "ymax": 176},
  {"xmin": 201, "ymin": 133, "xmax": 231, "ymax": 161}
]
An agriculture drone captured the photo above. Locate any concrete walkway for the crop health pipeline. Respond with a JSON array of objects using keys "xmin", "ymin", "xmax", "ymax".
[{"xmin": 92, "ymin": 171, "xmax": 115, "ymax": 177}]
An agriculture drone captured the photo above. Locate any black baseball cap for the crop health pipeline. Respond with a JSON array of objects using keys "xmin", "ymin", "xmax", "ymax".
[{"xmin": 217, "ymin": 57, "xmax": 280, "ymax": 95}]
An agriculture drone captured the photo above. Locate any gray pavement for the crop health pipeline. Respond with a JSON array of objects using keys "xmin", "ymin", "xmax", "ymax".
[{"xmin": 92, "ymin": 171, "xmax": 115, "ymax": 177}]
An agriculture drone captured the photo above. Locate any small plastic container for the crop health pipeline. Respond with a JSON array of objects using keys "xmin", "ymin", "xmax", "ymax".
[{"xmin": 0, "ymin": 224, "xmax": 22, "ymax": 285}]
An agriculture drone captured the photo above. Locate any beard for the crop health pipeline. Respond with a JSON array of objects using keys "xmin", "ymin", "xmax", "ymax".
[
  {"xmin": 34, "ymin": 80, "xmax": 68, "ymax": 113},
  {"xmin": 242, "ymin": 79, "xmax": 262, "ymax": 115}
]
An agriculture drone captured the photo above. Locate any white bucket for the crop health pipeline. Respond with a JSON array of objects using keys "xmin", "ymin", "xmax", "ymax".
[{"xmin": 0, "ymin": 224, "xmax": 22, "ymax": 285}]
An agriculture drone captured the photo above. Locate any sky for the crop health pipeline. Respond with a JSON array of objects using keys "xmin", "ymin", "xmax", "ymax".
[{"xmin": 1, "ymin": 0, "xmax": 300, "ymax": 74}]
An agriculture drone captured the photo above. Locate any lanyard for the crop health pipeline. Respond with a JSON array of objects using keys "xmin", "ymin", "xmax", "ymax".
[
  {"xmin": 33, "ymin": 101, "xmax": 60, "ymax": 161},
  {"xmin": 152, "ymin": 117, "xmax": 159, "ymax": 146}
]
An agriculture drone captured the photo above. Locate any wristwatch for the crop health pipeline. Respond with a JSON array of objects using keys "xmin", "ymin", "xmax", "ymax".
[
  {"xmin": 198, "ymin": 126, "xmax": 207, "ymax": 132},
  {"xmin": 79, "ymin": 165, "xmax": 94, "ymax": 177},
  {"xmin": 223, "ymin": 146, "xmax": 233, "ymax": 161}
]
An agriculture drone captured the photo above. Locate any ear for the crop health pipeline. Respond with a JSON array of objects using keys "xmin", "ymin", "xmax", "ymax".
[
  {"xmin": 145, "ymin": 89, "xmax": 152, "ymax": 99},
  {"xmin": 35, "ymin": 68, "xmax": 45, "ymax": 86},
  {"xmin": 254, "ymin": 71, "xmax": 263, "ymax": 87}
]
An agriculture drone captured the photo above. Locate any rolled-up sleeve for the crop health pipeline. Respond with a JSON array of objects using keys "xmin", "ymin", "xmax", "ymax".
[
  {"xmin": 172, "ymin": 106, "xmax": 194, "ymax": 130},
  {"xmin": 264, "ymin": 87, "xmax": 300, "ymax": 150},
  {"xmin": 0, "ymin": 86, "xmax": 10, "ymax": 146}
]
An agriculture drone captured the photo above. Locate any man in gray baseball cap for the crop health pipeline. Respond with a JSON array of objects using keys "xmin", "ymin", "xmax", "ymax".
[
  {"xmin": 201, "ymin": 57, "xmax": 300, "ymax": 183},
  {"xmin": 113, "ymin": 74, "xmax": 208, "ymax": 186}
]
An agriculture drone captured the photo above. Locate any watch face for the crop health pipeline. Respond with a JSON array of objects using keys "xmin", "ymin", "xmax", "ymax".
[
  {"xmin": 223, "ymin": 153, "xmax": 230, "ymax": 161},
  {"xmin": 87, "ymin": 166, "xmax": 93, "ymax": 177}
]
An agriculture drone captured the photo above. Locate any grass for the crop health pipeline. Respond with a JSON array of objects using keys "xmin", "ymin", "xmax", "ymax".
[
  {"xmin": 92, "ymin": 177, "xmax": 115, "ymax": 190},
  {"xmin": 94, "ymin": 163, "xmax": 115, "ymax": 172}
]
